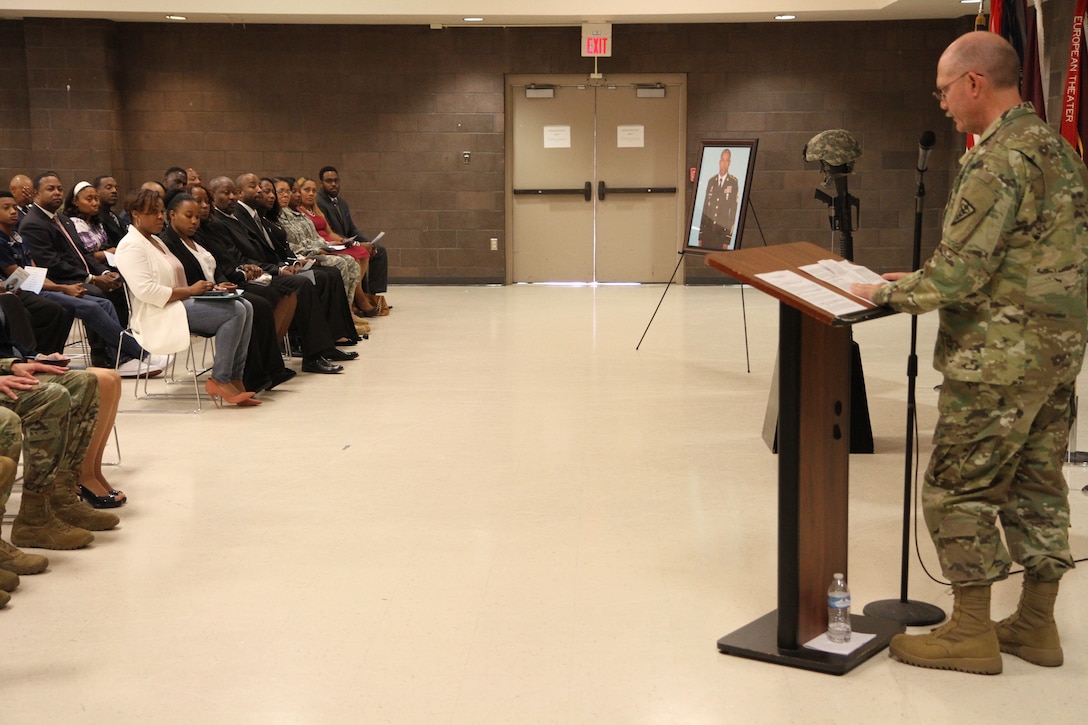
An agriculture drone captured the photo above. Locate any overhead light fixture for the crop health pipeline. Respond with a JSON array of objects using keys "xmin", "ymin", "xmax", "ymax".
[
  {"xmin": 464, "ymin": 17, "xmax": 484, "ymax": 22},
  {"xmin": 165, "ymin": 15, "xmax": 187, "ymax": 21},
  {"xmin": 775, "ymin": 14, "xmax": 796, "ymax": 20}
]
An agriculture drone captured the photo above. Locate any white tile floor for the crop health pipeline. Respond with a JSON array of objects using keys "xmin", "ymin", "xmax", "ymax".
[{"xmin": 2, "ymin": 284, "xmax": 1086, "ymax": 723}]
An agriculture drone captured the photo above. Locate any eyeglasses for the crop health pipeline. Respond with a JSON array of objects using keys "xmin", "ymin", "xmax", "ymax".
[{"xmin": 932, "ymin": 71, "xmax": 973, "ymax": 102}]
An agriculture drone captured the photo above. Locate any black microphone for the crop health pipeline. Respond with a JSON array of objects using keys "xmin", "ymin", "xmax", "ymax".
[{"xmin": 916, "ymin": 130, "xmax": 936, "ymax": 173}]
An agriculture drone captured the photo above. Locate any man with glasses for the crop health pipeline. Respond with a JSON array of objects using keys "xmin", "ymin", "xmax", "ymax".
[
  {"xmin": 854, "ymin": 31, "xmax": 1088, "ymax": 675},
  {"xmin": 316, "ymin": 166, "xmax": 389, "ymax": 302}
]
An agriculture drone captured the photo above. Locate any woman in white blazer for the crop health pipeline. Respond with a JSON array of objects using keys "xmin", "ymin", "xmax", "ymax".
[{"xmin": 114, "ymin": 189, "xmax": 258, "ymax": 407}]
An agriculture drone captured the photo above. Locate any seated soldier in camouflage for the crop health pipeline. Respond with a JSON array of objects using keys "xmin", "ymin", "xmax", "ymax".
[
  {"xmin": 0, "ymin": 358, "xmax": 118, "ymax": 556},
  {"xmin": 0, "ymin": 445, "xmax": 21, "ymax": 607}
]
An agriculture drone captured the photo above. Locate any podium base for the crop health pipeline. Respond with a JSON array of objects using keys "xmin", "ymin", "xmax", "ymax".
[
  {"xmin": 863, "ymin": 599, "xmax": 945, "ymax": 627},
  {"xmin": 717, "ymin": 611, "xmax": 903, "ymax": 675}
]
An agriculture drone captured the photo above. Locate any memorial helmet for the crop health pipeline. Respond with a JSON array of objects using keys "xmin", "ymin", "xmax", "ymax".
[{"xmin": 803, "ymin": 129, "xmax": 862, "ymax": 168}]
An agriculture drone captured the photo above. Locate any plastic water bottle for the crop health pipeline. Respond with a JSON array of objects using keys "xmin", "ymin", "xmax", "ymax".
[{"xmin": 827, "ymin": 573, "xmax": 852, "ymax": 643}]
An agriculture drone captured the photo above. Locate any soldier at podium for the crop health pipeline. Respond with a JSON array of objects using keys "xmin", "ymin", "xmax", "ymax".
[{"xmin": 853, "ymin": 31, "xmax": 1088, "ymax": 675}]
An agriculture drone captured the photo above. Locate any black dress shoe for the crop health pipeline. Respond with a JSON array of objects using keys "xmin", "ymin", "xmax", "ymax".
[
  {"xmin": 266, "ymin": 367, "xmax": 297, "ymax": 389},
  {"xmin": 325, "ymin": 348, "xmax": 359, "ymax": 361},
  {"xmin": 248, "ymin": 378, "xmax": 272, "ymax": 394},
  {"xmin": 301, "ymin": 356, "xmax": 343, "ymax": 374},
  {"xmin": 79, "ymin": 485, "xmax": 125, "ymax": 508}
]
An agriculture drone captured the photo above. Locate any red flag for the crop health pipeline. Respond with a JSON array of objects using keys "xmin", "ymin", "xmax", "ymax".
[
  {"xmin": 990, "ymin": 0, "xmax": 1005, "ymax": 36},
  {"xmin": 1061, "ymin": 0, "xmax": 1088, "ymax": 157}
]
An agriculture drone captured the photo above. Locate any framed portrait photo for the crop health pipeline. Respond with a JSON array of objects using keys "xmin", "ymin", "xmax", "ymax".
[{"xmin": 684, "ymin": 139, "xmax": 758, "ymax": 253}]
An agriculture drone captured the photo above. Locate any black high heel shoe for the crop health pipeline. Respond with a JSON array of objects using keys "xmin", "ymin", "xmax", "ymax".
[{"xmin": 79, "ymin": 484, "xmax": 126, "ymax": 509}]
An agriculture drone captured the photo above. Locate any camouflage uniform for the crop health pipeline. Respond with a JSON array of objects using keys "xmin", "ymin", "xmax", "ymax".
[
  {"xmin": 0, "ymin": 408, "xmax": 20, "ymax": 510},
  {"xmin": 874, "ymin": 104, "xmax": 1088, "ymax": 584},
  {"xmin": 0, "ymin": 359, "xmax": 100, "ymax": 497}
]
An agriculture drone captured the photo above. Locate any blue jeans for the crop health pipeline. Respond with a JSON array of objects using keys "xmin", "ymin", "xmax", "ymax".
[
  {"xmin": 40, "ymin": 290, "xmax": 144, "ymax": 362},
  {"xmin": 183, "ymin": 297, "xmax": 253, "ymax": 382}
]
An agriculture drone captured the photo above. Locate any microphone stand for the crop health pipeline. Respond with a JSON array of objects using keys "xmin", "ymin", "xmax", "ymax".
[{"xmin": 863, "ymin": 162, "xmax": 945, "ymax": 626}]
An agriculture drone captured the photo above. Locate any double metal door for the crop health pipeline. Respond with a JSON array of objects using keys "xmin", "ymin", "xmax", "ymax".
[{"xmin": 507, "ymin": 74, "xmax": 686, "ymax": 283}]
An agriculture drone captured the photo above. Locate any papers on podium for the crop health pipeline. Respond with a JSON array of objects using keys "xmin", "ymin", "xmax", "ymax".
[{"xmin": 755, "ymin": 259, "xmax": 886, "ymax": 319}]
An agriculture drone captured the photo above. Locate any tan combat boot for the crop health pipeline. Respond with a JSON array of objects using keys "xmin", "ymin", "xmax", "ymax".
[
  {"xmin": 1, "ymin": 500, "xmax": 50, "ymax": 566},
  {"xmin": 995, "ymin": 578, "xmax": 1063, "ymax": 667},
  {"xmin": 0, "ymin": 459, "xmax": 49, "ymax": 573},
  {"xmin": 50, "ymin": 481, "xmax": 119, "ymax": 532},
  {"xmin": 0, "ymin": 567, "xmax": 18, "ymax": 592},
  {"xmin": 11, "ymin": 490, "xmax": 94, "ymax": 550},
  {"xmin": 0, "ymin": 589, "xmax": 8, "ymax": 608},
  {"xmin": 889, "ymin": 584, "xmax": 1003, "ymax": 674},
  {"xmin": 0, "ymin": 536, "xmax": 49, "ymax": 575}
]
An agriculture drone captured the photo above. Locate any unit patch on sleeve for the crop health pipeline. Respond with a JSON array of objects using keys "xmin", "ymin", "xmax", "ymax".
[{"xmin": 952, "ymin": 198, "xmax": 977, "ymax": 225}]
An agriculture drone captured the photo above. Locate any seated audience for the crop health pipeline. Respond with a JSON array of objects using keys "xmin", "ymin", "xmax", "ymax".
[
  {"xmin": 257, "ymin": 177, "xmax": 370, "ymax": 337},
  {"xmin": 114, "ymin": 189, "xmax": 260, "ymax": 407},
  {"xmin": 187, "ymin": 182, "xmax": 297, "ymax": 341},
  {"xmin": 274, "ymin": 177, "xmax": 376, "ymax": 322},
  {"xmin": 0, "ymin": 192, "xmax": 73, "ymax": 354},
  {"xmin": 235, "ymin": 174, "xmax": 361, "ymax": 355},
  {"xmin": 161, "ymin": 190, "xmax": 295, "ymax": 393},
  {"xmin": 18, "ymin": 171, "xmax": 131, "ymax": 333},
  {"xmin": 1, "ymin": 190, "xmax": 161, "ymax": 376},
  {"xmin": 201, "ymin": 176, "xmax": 346, "ymax": 374},
  {"xmin": 297, "ymin": 176, "xmax": 385, "ymax": 318}
]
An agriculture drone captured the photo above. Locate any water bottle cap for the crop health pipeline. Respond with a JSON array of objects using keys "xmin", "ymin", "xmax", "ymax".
[{"xmin": 833, "ymin": 573, "xmax": 844, "ymax": 579}]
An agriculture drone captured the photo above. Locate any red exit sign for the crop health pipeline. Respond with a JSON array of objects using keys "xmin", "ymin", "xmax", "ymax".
[
  {"xmin": 581, "ymin": 23, "xmax": 612, "ymax": 58},
  {"xmin": 585, "ymin": 36, "xmax": 609, "ymax": 56}
]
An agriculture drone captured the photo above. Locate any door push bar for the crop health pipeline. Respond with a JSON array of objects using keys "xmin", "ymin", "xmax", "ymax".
[
  {"xmin": 597, "ymin": 181, "xmax": 677, "ymax": 201},
  {"xmin": 512, "ymin": 182, "xmax": 593, "ymax": 202},
  {"xmin": 511, "ymin": 182, "xmax": 678, "ymax": 202}
]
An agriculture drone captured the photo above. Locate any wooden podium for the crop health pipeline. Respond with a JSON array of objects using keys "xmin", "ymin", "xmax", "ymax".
[{"xmin": 707, "ymin": 242, "xmax": 904, "ymax": 675}]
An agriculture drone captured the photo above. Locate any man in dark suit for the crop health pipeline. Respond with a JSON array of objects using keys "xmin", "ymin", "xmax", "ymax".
[
  {"xmin": 233, "ymin": 174, "xmax": 359, "ymax": 355},
  {"xmin": 19, "ymin": 172, "xmax": 123, "ymax": 299},
  {"xmin": 316, "ymin": 165, "xmax": 389, "ymax": 297},
  {"xmin": 93, "ymin": 175, "xmax": 127, "ymax": 246},
  {"xmin": 18, "ymin": 171, "xmax": 133, "ymax": 366},
  {"xmin": 201, "ymin": 176, "xmax": 344, "ymax": 374}
]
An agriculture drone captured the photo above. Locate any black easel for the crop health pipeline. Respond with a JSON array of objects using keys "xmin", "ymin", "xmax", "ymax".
[
  {"xmin": 862, "ymin": 144, "xmax": 945, "ymax": 627},
  {"xmin": 635, "ymin": 199, "xmax": 776, "ymax": 377},
  {"xmin": 636, "ymin": 251, "xmax": 751, "ymax": 372}
]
